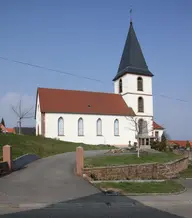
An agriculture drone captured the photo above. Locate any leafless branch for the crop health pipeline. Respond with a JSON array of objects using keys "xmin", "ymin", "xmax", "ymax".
[
  {"xmin": 23, "ymin": 115, "xmax": 34, "ymax": 119},
  {"xmin": 19, "ymin": 99, "xmax": 22, "ymax": 118},
  {"xmin": 11, "ymin": 99, "xmax": 34, "ymax": 134},
  {"xmin": 11, "ymin": 105, "xmax": 20, "ymax": 117},
  {"xmin": 125, "ymin": 115, "xmax": 155, "ymax": 158},
  {"xmin": 21, "ymin": 106, "xmax": 34, "ymax": 118}
]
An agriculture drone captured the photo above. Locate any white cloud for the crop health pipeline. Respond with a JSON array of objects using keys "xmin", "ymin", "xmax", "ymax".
[{"xmin": 0, "ymin": 92, "xmax": 35, "ymax": 128}]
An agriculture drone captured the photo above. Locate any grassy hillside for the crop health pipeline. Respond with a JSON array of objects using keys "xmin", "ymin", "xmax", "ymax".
[{"xmin": 0, "ymin": 134, "xmax": 111, "ymax": 160}]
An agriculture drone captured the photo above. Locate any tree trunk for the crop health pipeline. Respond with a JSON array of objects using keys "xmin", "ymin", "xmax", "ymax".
[
  {"xmin": 137, "ymin": 138, "xmax": 140, "ymax": 158},
  {"xmin": 19, "ymin": 119, "xmax": 21, "ymax": 135}
]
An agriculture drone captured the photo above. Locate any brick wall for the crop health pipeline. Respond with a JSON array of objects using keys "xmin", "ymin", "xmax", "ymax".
[{"xmin": 83, "ymin": 157, "xmax": 188, "ymax": 180}]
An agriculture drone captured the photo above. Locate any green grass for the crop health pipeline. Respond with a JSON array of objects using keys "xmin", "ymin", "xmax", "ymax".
[
  {"xmin": 85, "ymin": 152, "xmax": 181, "ymax": 167},
  {"xmin": 0, "ymin": 134, "xmax": 112, "ymax": 160},
  {"xmin": 95, "ymin": 181, "xmax": 184, "ymax": 194},
  {"xmin": 179, "ymin": 164, "xmax": 192, "ymax": 178}
]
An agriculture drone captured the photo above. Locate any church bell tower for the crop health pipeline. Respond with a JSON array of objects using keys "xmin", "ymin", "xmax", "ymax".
[{"xmin": 113, "ymin": 20, "xmax": 154, "ymax": 142}]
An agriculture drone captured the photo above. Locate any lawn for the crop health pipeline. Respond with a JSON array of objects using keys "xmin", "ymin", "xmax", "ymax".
[
  {"xmin": 179, "ymin": 164, "xmax": 192, "ymax": 178},
  {"xmin": 0, "ymin": 134, "xmax": 112, "ymax": 160},
  {"xmin": 95, "ymin": 181, "xmax": 184, "ymax": 194},
  {"xmin": 85, "ymin": 152, "xmax": 181, "ymax": 167}
]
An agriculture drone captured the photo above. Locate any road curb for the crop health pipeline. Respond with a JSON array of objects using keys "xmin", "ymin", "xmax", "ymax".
[
  {"xmin": 82, "ymin": 175, "xmax": 187, "ymax": 196},
  {"xmin": 119, "ymin": 187, "xmax": 187, "ymax": 196},
  {"xmin": 98, "ymin": 186, "xmax": 187, "ymax": 196},
  {"xmin": 91, "ymin": 179, "xmax": 166, "ymax": 183}
]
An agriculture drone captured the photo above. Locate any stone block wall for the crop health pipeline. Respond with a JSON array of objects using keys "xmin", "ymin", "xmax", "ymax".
[{"xmin": 83, "ymin": 157, "xmax": 188, "ymax": 180}]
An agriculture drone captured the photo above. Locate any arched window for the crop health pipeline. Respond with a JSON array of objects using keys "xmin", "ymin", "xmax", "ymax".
[
  {"xmin": 119, "ymin": 79, "xmax": 123, "ymax": 93},
  {"xmin": 137, "ymin": 77, "xmax": 143, "ymax": 91},
  {"xmin": 138, "ymin": 119, "xmax": 144, "ymax": 135},
  {"xmin": 96, "ymin": 118, "xmax": 102, "ymax": 136},
  {"xmin": 114, "ymin": 119, "xmax": 119, "ymax": 136},
  {"xmin": 78, "ymin": 118, "xmax": 84, "ymax": 136},
  {"xmin": 58, "ymin": 117, "xmax": 64, "ymax": 136},
  {"xmin": 138, "ymin": 97, "xmax": 144, "ymax": 112}
]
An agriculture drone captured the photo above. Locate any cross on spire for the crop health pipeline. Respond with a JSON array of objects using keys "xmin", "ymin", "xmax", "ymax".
[{"xmin": 130, "ymin": 8, "xmax": 132, "ymax": 23}]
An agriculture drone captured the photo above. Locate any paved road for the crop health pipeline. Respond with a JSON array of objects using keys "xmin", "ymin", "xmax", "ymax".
[
  {"xmin": 131, "ymin": 178, "xmax": 192, "ymax": 218},
  {"xmin": 0, "ymin": 151, "xmax": 192, "ymax": 217},
  {"xmin": 0, "ymin": 150, "xmax": 106, "ymax": 205}
]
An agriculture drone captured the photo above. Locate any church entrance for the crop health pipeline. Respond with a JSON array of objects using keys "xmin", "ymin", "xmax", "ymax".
[{"xmin": 139, "ymin": 137, "xmax": 154, "ymax": 147}]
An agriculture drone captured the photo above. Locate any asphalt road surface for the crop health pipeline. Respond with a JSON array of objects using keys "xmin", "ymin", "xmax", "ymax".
[{"xmin": 0, "ymin": 150, "xmax": 191, "ymax": 217}]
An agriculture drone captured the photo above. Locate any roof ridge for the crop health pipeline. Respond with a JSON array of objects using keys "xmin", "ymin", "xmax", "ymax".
[
  {"xmin": 38, "ymin": 87, "xmax": 120, "ymax": 96},
  {"xmin": 37, "ymin": 87, "xmax": 135, "ymax": 116}
]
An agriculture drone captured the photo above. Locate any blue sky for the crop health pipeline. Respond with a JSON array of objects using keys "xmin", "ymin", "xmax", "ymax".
[{"xmin": 0, "ymin": 0, "xmax": 191, "ymax": 140}]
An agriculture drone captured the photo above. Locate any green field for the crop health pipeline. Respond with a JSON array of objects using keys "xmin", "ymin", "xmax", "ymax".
[
  {"xmin": 95, "ymin": 180, "xmax": 184, "ymax": 194},
  {"xmin": 85, "ymin": 152, "xmax": 181, "ymax": 167},
  {"xmin": 0, "ymin": 134, "xmax": 112, "ymax": 160}
]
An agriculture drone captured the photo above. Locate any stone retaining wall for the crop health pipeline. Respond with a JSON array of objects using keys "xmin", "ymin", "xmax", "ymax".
[{"xmin": 83, "ymin": 157, "xmax": 188, "ymax": 180}]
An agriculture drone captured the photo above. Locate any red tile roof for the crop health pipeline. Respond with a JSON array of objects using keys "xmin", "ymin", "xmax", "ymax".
[
  {"xmin": 6, "ymin": 128, "xmax": 16, "ymax": 134},
  {"xmin": 168, "ymin": 140, "xmax": 192, "ymax": 147},
  {"xmin": 0, "ymin": 124, "xmax": 15, "ymax": 134},
  {"xmin": 153, "ymin": 121, "xmax": 164, "ymax": 130},
  {"xmin": 37, "ymin": 87, "xmax": 135, "ymax": 116}
]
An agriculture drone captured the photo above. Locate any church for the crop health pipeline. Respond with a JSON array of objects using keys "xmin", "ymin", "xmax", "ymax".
[{"xmin": 35, "ymin": 20, "xmax": 164, "ymax": 148}]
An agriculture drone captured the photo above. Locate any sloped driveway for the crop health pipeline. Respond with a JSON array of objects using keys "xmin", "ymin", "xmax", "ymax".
[{"xmin": 0, "ymin": 150, "xmax": 106, "ymax": 205}]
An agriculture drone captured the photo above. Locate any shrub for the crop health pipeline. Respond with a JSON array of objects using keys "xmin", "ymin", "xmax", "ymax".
[
  {"xmin": 186, "ymin": 141, "xmax": 191, "ymax": 151},
  {"xmin": 151, "ymin": 133, "xmax": 167, "ymax": 152}
]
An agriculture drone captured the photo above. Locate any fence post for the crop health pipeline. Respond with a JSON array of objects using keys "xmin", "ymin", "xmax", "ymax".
[
  {"xmin": 76, "ymin": 146, "xmax": 84, "ymax": 176},
  {"xmin": 3, "ymin": 145, "xmax": 12, "ymax": 171}
]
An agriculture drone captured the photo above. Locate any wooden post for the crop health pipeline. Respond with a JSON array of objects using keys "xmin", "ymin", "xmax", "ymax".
[
  {"xmin": 76, "ymin": 146, "xmax": 84, "ymax": 176},
  {"xmin": 3, "ymin": 145, "xmax": 12, "ymax": 170}
]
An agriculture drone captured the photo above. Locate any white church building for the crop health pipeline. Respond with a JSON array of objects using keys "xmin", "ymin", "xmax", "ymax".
[{"xmin": 35, "ymin": 21, "xmax": 164, "ymax": 148}]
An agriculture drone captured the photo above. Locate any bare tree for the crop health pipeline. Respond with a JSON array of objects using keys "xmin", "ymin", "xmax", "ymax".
[
  {"xmin": 11, "ymin": 99, "xmax": 34, "ymax": 135},
  {"xmin": 126, "ymin": 116, "xmax": 153, "ymax": 158}
]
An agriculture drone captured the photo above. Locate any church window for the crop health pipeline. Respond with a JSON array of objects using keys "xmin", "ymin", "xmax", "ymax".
[
  {"xmin": 78, "ymin": 118, "xmax": 84, "ymax": 136},
  {"xmin": 58, "ymin": 117, "xmax": 64, "ymax": 136},
  {"xmin": 138, "ymin": 97, "xmax": 144, "ymax": 112},
  {"xmin": 155, "ymin": 131, "xmax": 159, "ymax": 140},
  {"xmin": 119, "ymin": 79, "xmax": 123, "ymax": 93},
  {"xmin": 114, "ymin": 119, "xmax": 119, "ymax": 136},
  {"xmin": 137, "ymin": 77, "xmax": 143, "ymax": 91},
  {"xmin": 96, "ymin": 118, "xmax": 102, "ymax": 136}
]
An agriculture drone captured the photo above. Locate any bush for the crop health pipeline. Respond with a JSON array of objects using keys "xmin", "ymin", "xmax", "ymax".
[
  {"xmin": 151, "ymin": 141, "xmax": 167, "ymax": 151},
  {"xmin": 186, "ymin": 141, "xmax": 191, "ymax": 151},
  {"xmin": 173, "ymin": 144, "xmax": 179, "ymax": 150},
  {"xmin": 151, "ymin": 132, "xmax": 168, "ymax": 152}
]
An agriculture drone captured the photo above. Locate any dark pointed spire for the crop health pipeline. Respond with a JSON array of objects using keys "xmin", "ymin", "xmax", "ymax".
[{"xmin": 113, "ymin": 21, "xmax": 153, "ymax": 81}]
